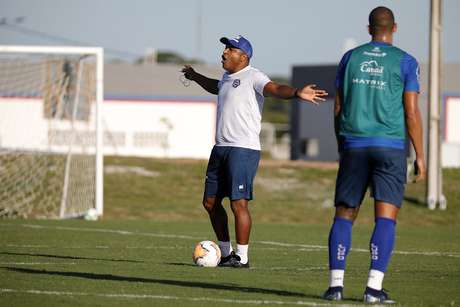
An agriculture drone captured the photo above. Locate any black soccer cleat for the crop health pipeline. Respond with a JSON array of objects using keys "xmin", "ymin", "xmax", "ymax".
[
  {"xmin": 218, "ymin": 251, "xmax": 236, "ymax": 267},
  {"xmin": 322, "ymin": 286, "xmax": 343, "ymax": 301},
  {"xmin": 363, "ymin": 287, "xmax": 395, "ymax": 304},
  {"xmin": 218, "ymin": 252, "xmax": 249, "ymax": 268}
]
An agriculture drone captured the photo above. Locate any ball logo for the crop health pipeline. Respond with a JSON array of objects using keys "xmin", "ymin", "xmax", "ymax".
[{"xmin": 232, "ymin": 79, "xmax": 241, "ymax": 88}]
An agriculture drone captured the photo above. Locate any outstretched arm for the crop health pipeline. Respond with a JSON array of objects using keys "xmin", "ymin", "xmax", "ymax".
[
  {"xmin": 181, "ymin": 65, "xmax": 219, "ymax": 95},
  {"xmin": 263, "ymin": 82, "xmax": 328, "ymax": 104},
  {"xmin": 404, "ymin": 91, "xmax": 426, "ymax": 182}
]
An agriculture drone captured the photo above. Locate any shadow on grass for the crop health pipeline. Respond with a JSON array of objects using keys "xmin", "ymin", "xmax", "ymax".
[
  {"xmin": 165, "ymin": 262, "xmax": 196, "ymax": 267},
  {"xmin": 0, "ymin": 252, "xmax": 142, "ymax": 263},
  {"xmin": 3, "ymin": 266, "xmax": 312, "ymax": 298},
  {"xmin": 403, "ymin": 196, "xmax": 426, "ymax": 207}
]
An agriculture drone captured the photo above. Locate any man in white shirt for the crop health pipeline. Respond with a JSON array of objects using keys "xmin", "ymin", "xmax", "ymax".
[{"xmin": 182, "ymin": 35, "xmax": 327, "ymax": 268}]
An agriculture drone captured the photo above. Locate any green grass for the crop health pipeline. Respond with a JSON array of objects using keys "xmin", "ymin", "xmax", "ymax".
[
  {"xmin": 1, "ymin": 157, "xmax": 460, "ymax": 306},
  {"xmin": 103, "ymin": 157, "xmax": 460, "ymax": 226}
]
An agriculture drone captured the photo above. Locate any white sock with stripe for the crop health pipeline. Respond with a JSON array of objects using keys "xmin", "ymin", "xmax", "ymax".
[
  {"xmin": 329, "ymin": 269, "xmax": 345, "ymax": 288},
  {"xmin": 367, "ymin": 269, "xmax": 384, "ymax": 290}
]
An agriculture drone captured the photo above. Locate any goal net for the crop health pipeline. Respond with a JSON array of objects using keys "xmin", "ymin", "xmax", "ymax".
[{"xmin": 0, "ymin": 46, "xmax": 103, "ymax": 219}]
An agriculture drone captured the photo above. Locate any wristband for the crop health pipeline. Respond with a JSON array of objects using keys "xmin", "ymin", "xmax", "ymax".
[{"xmin": 293, "ymin": 88, "xmax": 299, "ymax": 98}]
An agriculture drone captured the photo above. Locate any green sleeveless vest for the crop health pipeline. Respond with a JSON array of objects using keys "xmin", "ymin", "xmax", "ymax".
[{"xmin": 340, "ymin": 43, "xmax": 406, "ymax": 139}]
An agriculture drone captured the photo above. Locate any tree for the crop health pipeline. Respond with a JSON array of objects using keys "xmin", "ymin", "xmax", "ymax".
[{"xmin": 134, "ymin": 51, "xmax": 203, "ymax": 65}]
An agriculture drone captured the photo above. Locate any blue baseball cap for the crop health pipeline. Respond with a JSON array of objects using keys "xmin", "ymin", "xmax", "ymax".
[{"xmin": 220, "ymin": 35, "xmax": 253, "ymax": 59}]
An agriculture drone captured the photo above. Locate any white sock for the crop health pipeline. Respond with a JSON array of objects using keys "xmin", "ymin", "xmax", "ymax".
[
  {"xmin": 236, "ymin": 244, "xmax": 249, "ymax": 264},
  {"xmin": 367, "ymin": 269, "xmax": 385, "ymax": 290},
  {"xmin": 218, "ymin": 241, "xmax": 233, "ymax": 257},
  {"xmin": 329, "ymin": 269, "xmax": 345, "ymax": 288}
]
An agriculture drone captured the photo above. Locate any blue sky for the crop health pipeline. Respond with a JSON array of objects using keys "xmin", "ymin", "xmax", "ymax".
[{"xmin": 1, "ymin": 0, "xmax": 459, "ymax": 76}]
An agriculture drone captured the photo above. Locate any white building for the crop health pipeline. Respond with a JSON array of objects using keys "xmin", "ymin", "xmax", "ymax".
[{"xmin": 0, "ymin": 60, "xmax": 223, "ymax": 159}]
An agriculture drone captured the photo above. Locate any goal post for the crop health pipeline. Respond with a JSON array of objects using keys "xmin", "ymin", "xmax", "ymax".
[{"xmin": 0, "ymin": 45, "xmax": 104, "ymax": 219}]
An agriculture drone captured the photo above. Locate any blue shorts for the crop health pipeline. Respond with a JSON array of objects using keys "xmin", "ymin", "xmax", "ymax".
[
  {"xmin": 204, "ymin": 146, "xmax": 260, "ymax": 201},
  {"xmin": 334, "ymin": 147, "xmax": 407, "ymax": 208}
]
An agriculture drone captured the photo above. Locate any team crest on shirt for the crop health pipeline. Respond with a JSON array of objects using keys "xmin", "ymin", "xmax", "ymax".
[{"xmin": 232, "ymin": 79, "xmax": 241, "ymax": 88}]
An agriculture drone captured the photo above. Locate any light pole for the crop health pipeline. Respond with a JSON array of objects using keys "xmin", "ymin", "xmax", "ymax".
[{"xmin": 427, "ymin": 0, "xmax": 446, "ymax": 210}]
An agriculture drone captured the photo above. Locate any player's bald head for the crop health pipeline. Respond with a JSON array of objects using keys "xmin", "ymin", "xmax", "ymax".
[{"xmin": 368, "ymin": 6, "xmax": 395, "ymax": 35}]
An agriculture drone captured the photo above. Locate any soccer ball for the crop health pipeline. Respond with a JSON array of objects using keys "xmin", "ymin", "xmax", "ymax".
[
  {"xmin": 83, "ymin": 208, "xmax": 99, "ymax": 221},
  {"xmin": 192, "ymin": 240, "xmax": 221, "ymax": 267}
]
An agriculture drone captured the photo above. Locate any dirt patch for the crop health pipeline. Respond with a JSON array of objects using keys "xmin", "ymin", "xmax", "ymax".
[
  {"xmin": 277, "ymin": 168, "xmax": 296, "ymax": 175},
  {"xmin": 255, "ymin": 177, "xmax": 304, "ymax": 192},
  {"xmin": 105, "ymin": 165, "xmax": 160, "ymax": 177},
  {"xmin": 260, "ymin": 159, "xmax": 338, "ymax": 170}
]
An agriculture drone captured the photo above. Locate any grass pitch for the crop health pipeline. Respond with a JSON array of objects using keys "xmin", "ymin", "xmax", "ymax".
[{"xmin": 1, "ymin": 157, "xmax": 459, "ymax": 306}]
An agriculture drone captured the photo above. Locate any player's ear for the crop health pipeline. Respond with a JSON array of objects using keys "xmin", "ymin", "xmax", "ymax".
[
  {"xmin": 367, "ymin": 25, "xmax": 372, "ymax": 36},
  {"xmin": 241, "ymin": 53, "xmax": 249, "ymax": 64},
  {"xmin": 392, "ymin": 23, "xmax": 397, "ymax": 34}
]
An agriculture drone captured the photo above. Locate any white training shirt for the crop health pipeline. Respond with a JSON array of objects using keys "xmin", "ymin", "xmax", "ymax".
[{"xmin": 216, "ymin": 65, "xmax": 271, "ymax": 150}]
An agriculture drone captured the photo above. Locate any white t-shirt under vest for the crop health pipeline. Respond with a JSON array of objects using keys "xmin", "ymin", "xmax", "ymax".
[{"xmin": 216, "ymin": 65, "xmax": 271, "ymax": 150}]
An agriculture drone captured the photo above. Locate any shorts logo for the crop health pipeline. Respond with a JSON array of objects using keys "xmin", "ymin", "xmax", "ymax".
[
  {"xmin": 232, "ymin": 79, "xmax": 241, "ymax": 88},
  {"xmin": 238, "ymin": 184, "xmax": 244, "ymax": 191}
]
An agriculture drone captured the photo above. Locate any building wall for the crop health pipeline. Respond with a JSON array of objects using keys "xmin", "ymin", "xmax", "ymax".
[
  {"xmin": 0, "ymin": 97, "xmax": 216, "ymax": 159},
  {"xmin": 290, "ymin": 65, "xmax": 338, "ymax": 161},
  {"xmin": 102, "ymin": 99, "xmax": 216, "ymax": 158},
  {"xmin": 291, "ymin": 64, "xmax": 460, "ymax": 167},
  {"xmin": 443, "ymin": 96, "xmax": 460, "ymax": 167}
]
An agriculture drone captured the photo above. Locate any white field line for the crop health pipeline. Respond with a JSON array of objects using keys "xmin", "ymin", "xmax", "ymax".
[
  {"xmin": 254, "ymin": 240, "xmax": 460, "ymax": 258},
  {"xmin": 1, "ymin": 223, "xmax": 460, "ymax": 258},
  {"xmin": 4, "ymin": 244, "xmax": 111, "ymax": 249},
  {"xmin": 0, "ymin": 288, "xmax": 358, "ymax": 306},
  {"xmin": 0, "ymin": 262, "xmax": 77, "ymax": 265},
  {"xmin": 20, "ymin": 224, "xmax": 198, "ymax": 240},
  {"xmin": 264, "ymin": 266, "xmax": 327, "ymax": 272},
  {"xmin": 3, "ymin": 244, "xmax": 322, "ymax": 252},
  {"xmin": 0, "ymin": 259, "xmax": 141, "ymax": 266},
  {"xmin": 4, "ymin": 244, "xmax": 187, "ymax": 250}
]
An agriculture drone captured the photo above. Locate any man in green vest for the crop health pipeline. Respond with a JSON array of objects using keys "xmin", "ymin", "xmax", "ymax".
[{"xmin": 322, "ymin": 6, "xmax": 426, "ymax": 303}]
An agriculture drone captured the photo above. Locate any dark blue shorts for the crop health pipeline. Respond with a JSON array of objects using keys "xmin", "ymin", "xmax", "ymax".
[
  {"xmin": 334, "ymin": 147, "xmax": 407, "ymax": 208},
  {"xmin": 204, "ymin": 146, "xmax": 260, "ymax": 201}
]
